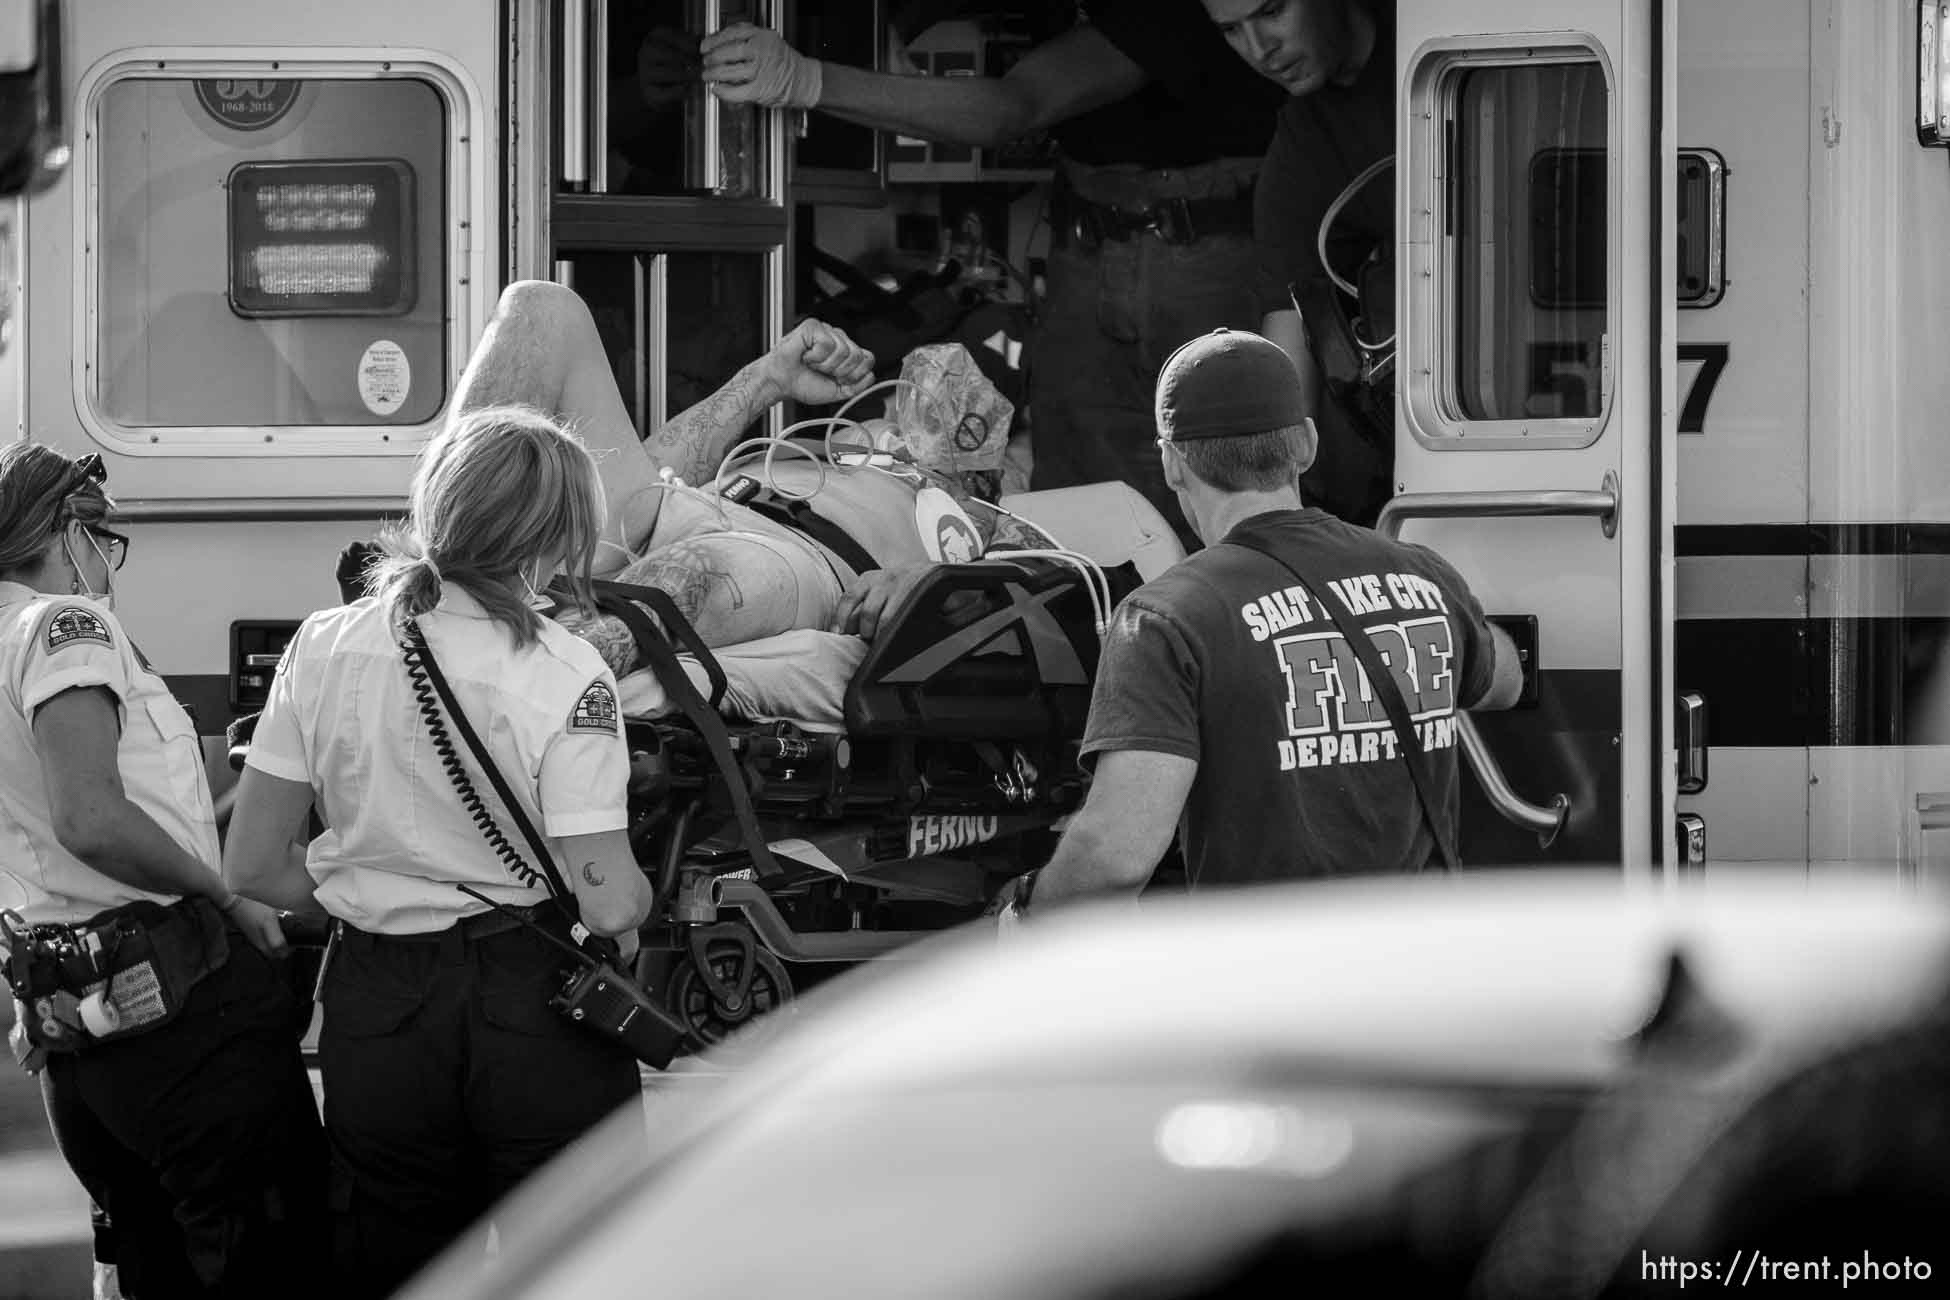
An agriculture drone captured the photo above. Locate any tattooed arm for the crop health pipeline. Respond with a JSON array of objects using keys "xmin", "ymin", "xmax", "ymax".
[
  {"xmin": 646, "ymin": 319, "xmax": 877, "ymax": 488},
  {"xmin": 976, "ymin": 505, "xmax": 1059, "ymax": 552},
  {"xmin": 558, "ymin": 829, "xmax": 653, "ymax": 942}
]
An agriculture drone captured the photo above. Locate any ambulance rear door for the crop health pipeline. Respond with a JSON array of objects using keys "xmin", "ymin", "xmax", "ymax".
[
  {"xmin": 18, "ymin": 0, "xmax": 497, "ymax": 729},
  {"xmin": 1392, "ymin": 0, "xmax": 1677, "ymax": 879}
]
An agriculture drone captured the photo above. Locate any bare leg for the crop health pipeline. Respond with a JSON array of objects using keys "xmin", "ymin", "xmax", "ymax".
[{"xmin": 454, "ymin": 281, "xmax": 668, "ymax": 562}]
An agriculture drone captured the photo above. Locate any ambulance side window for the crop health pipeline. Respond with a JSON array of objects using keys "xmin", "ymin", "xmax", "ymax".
[
  {"xmin": 89, "ymin": 74, "xmax": 451, "ymax": 432},
  {"xmin": 1451, "ymin": 61, "xmax": 1608, "ymax": 425}
]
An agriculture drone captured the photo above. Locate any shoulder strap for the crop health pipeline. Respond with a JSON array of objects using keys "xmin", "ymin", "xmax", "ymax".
[
  {"xmin": 587, "ymin": 579, "xmax": 727, "ymax": 710},
  {"xmin": 403, "ymin": 620, "xmax": 574, "ymax": 900},
  {"xmin": 1225, "ymin": 532, "xmax": 1461, "ymax": 873}
]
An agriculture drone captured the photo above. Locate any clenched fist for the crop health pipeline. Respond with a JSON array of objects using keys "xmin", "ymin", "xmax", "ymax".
[{"xmin": 760, "ymin": 318, "xmax": 876, "ymax": 407}]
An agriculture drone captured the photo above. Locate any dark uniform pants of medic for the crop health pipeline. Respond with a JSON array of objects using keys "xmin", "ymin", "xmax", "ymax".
[
  {"xmin": 1029, "ymin": 225, "xmax": 1263, "ymax": 552},
  {"xmin": 320, "ymin": 912, "xmax": 642, "ymax": 1299},
  {"xmin": 39, "ymin": 930, "xmax": 328, "ymax": 1298}
]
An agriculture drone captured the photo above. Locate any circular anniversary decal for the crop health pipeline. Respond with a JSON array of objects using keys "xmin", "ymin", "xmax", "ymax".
[
  {"xmin": 358, "ymin": 341, "xmax": 412, "ymax": 418},
  {"xmin": 193, "ymin": 79, "xmax": 303, "ymax": 132}
]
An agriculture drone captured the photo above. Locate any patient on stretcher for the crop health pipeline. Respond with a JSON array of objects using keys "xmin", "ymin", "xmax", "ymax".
[{"xmin": 449, "ymin": 281, "xmax": 1056, "ymax": 684}]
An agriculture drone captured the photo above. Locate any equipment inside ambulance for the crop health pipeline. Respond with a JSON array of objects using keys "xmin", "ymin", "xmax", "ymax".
[{"xmin": 0, "ymin": 0, "xmax": 64, "ymax": 367}]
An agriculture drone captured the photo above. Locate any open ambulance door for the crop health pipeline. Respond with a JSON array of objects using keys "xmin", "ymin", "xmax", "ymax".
[
  {"xmin": 13, "ymin": 0, "xmax": 497, "ymax": 733},
  {"xmin": 1390, "ymin": 1, "xmax": 1677, "ymax": 880}
]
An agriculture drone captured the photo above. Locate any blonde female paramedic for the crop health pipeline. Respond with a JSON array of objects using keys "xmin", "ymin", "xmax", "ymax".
[{"xmin": 222, "ymin": 405, "xmax": 655, "ymax": 1299}]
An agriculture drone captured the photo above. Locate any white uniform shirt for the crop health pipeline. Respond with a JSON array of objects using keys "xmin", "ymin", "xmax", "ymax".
[
  {"xmin": 246, "ymin": 590, "xmax": 630, "ymax": 935},
  {"xmin": 0, "ymin": 582, "xmax": 217, "ymax": 924}
]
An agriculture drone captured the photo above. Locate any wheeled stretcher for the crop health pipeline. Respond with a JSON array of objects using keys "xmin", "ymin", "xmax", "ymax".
[
  {"xmin": 607, "ymin": 483, "xmax": 1180, "ymax": 1048},
  {"xmin": 232, "ymin": 483, "xmax": 1181, "ymax": 1053}
]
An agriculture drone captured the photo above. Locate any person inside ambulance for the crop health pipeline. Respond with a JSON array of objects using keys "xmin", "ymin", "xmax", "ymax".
[
  {"xmin": 221, "ymin": 405, "xmax": 656, "ymax": 1300},
  {"xmin": 453, "ymin": 280, "xmax": 1057, "ymax": 678},
  {"xmin": 0, "ymin": 444, "xmax": 327, "ymax": 1299},
  {"xmin": 1204, "ymin": 0, "xmax": 1398, "ymax": 528}
]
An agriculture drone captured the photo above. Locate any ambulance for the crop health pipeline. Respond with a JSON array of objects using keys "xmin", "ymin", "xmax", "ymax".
[{"xmin": 6, "ymin": 0, "xmax": 1948, "ymax": 892}]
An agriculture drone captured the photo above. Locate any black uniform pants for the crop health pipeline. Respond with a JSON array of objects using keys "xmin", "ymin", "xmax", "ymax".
[
  {"xmin": 40, "ymin": 932, "xmax": 328, "ymax": 1299},
  {"xmin": 320, "ymin": 915, "xmax": 642, "ymax": 1299}
]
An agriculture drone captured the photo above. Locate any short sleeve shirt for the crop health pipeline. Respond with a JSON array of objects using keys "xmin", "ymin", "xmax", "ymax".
[
  {"xmin": 0, "ymin": 583, "xmax": 216, "ymax": 923},
  {"xmin": 1251, "ymin": 2, "xmax": 1397, "ymax": 313},
  {"xmin": 247, "ymin": 590, "xmax": 630, "ymax": 935},
  {"xmin": 1056, "ymin": 0, "xmax": 1284, "ymax": 168},
  {"xmin": 1080, "ymin": 509, "xmax": 1496, "ymax": 887}
]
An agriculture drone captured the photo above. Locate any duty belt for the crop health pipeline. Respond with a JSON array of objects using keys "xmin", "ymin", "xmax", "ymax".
[{"xmin": 1059, "ymin": 191, "xmax": 1255, "ymax": 248}]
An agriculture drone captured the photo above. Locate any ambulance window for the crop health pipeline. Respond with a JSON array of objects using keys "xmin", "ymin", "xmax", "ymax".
[
  {"xmin": 559, "ymin": 249, "xmax": 770, "ymax": 434},
  {"xmin": 1451, "ymin": 61, "xmax": 1607, "ymax": 424},
  {"xmin": 592, "ymin": 0, "xmax": 769, "ymax": 199},
  {"xmin": 90, "ymin": 76, "xmax": 449, "ymax": 431}
]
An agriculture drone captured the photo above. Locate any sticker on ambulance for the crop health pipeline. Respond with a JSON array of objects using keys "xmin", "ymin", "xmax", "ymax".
[
  {"xmin": 358, "ymin": 340, "xmax": 411, "ymax": 417},
  {"xmin": 907, "ymin": 814, "xmax": 1000, "ymax": 858},
  {"xmin": 915, "ymin": 486, "xmax": 981, "ymax": 563}
]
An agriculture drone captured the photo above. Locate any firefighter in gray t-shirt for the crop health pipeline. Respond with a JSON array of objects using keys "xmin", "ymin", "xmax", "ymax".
[{"xmin": 998, "ymin": 329, "xmax": 1523, "ymax": 918}]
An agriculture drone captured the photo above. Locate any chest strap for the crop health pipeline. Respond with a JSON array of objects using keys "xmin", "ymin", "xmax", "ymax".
[{"xmin": 744, "ymin": 496, "xmax": 881, "ymax": 577}]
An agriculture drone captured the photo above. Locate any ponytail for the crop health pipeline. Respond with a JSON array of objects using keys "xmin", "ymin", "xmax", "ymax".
[
  {"xmin": 365, "ymin": 404, "xmax": 601, "ymax": 646},
  {"xmin": 368, "ymin": 537, "xmax": 450, "ymax": 632}
]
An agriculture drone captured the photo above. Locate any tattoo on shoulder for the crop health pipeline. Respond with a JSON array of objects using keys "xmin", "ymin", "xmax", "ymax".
[
  {"xmin": 924, "ymin": 469, "xmax": 1051, "ymax": 551},
  {"xmin": 986, "ymin": 512, "xmax": 1055, "ymax": 551},
  {"xmin": 581, "ymin": 861, "xmax": 606, "ymax": 888}
]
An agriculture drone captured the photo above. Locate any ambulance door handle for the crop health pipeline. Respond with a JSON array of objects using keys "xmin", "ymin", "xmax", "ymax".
[
  {"xmin": 1374, "ymin": 475, "xmax": 1620, "ymax": 541},
  {"xmin": 1377, "ymin": 478, "xmax": 1618, "ymax": 849},
  {"xmin": 699, "ymin": 0, "xmax": 724, "ymax": 193},
  {"xmin": 1676, "ymin": 690, "xmax": 1708, "ymax": 794},
  {"xmin": 561, "ymin": 0, "xmax": 591, "ymax": 190},
  {"xmin": 1676, "ymin": 814, "xmax": 1707, "ymax": 873},
  {"xmin": 1457, "ymin": 715, "xmax": 1568, "ymax": 848},
  {"xmin": 590, "ymin": 0, "xmax": 610, "ymax": 192}
]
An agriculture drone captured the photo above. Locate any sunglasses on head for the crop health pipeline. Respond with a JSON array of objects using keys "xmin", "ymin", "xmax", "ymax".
[
  {"xmin": 57, "ymin": 452, "xmax": 108, "ymax": 504},
  {"xmin": 62, "ymin": 454, "xmax": 126, "ymax": 569}
]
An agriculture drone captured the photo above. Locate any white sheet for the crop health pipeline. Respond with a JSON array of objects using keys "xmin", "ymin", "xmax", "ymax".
[{"xmin": 618, "ymin": 628, "xmax": 867, "ymax": 732}]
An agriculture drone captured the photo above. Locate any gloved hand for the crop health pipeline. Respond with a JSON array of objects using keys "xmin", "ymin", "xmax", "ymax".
[{"xmin": 701, "ymin": 22, "xmax": 823, "ymax": 109}]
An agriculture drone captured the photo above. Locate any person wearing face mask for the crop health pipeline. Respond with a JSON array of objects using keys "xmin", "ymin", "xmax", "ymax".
[
  {"xmin": 221, "ymin": 404, "xmax": 655, "ymax": 1298},
  {"xmin": 0, "ymin": 444, "xmax": 328, "ymax": 1298}
]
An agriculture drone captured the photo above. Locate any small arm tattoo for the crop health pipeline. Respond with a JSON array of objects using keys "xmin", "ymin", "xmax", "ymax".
[{"xmin": 581, "ymin": 861, "xmax": 606, "ymax": 888}]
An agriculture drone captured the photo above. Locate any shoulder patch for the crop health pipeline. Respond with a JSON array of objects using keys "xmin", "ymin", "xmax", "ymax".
[
  {"xmin": 45, "ymin": 606, "xmax": 114, "ymax": 653},
  {"xmin": 567, "ymin": 680, "xmax": 619, "ymax": 735}
]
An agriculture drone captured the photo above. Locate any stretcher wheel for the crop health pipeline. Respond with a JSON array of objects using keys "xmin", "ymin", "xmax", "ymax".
[{"xmin": 667, "ymin": 937, "xmax": 792, "ymax": 1048}]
